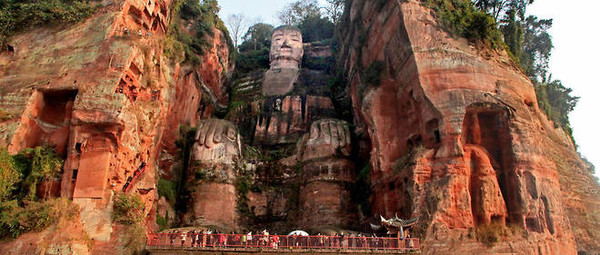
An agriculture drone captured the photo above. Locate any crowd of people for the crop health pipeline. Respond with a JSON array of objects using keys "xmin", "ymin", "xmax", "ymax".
[{"xmin": 148, "ymin": 229, "xmax": 417, "ymax": 250}]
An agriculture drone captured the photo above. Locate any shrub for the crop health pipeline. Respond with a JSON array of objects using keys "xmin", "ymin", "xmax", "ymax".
[
  {"xmin": 302, "ymin": 56, "xmax": 335, "ymax": 74},
  {"xmin": 0, "ymin": 110, "xmax": 13, "ymax": 121},
  {"xmin": 13, "ymin": 146, "xmax": 63, "ymax": 200},
  {"xmin": 156, "ymin": 211, "xmax": 168, "ymax": 231},
  {"xmin": 475, "ymin": 221, "xmax": 511, "ymax": 247},
  {"xmin": 0, "ymin": 0, "xmax": 94, "ymax": 50},
  {"xmin": 157, "ymin": 178, "xmax": 177, "ymax": 206},
  {"xmin": 235, "ymin": 48, "xmax": 270, "ymax": 74},
  {"xmin": 0, "ymin": 148, "xmax": 20, "ymax": 201},
  {"xmin": 113, "ymin": 193, "xmax": 145, "ymax": 225},
  {"xmin": 421, "ymin": 0, "xmax": 503, "ymax": 47},
  {"xmin": 0, "ymin": 198, "xmax": 77, "ymax": 238}
]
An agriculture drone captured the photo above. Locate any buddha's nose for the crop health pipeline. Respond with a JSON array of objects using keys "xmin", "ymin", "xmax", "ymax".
[{"xmin": 282, "ymin": 38, "xmax": 291, "ymax": 47}]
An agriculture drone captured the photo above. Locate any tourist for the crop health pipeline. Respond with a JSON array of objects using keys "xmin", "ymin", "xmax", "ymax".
[
  {"xmin": 263, "ymin": 230, "xmax": 269, "ymax": 247},
  {"xmin": 318, "ymin": 233, "xmax": 323, "ymax": 248},
  {"xmin": 218, "ymin": 232, "xmax": 226, "ymax": 247},
  {"xmin": 247, "ymin": 231, "xmax": 253, "ymax": 247},
  {"xmin": 241, "ymin": 231, "xmax": 247, "ymax": 247},
  {"xmin": 181, "ymin": 231, "xmax": 186, "ymax": 246},
  {"xmin": 272, "ymin": 234, "xmax": 279, "ymax": 249},
  {"xmin": 194, "ymin": 230, "xmax": 202, "ymax": 247},
  {"xmin": 169, "ymin": 231, "xmax": 175, "ymax": 246}
]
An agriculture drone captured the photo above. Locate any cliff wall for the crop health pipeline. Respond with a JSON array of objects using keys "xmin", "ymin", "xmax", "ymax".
[
  {"xmin": 337, "ymin": 0, "xmax": 599, "ymax": 254},
  {"xmin": 0, "ymin": 0, "xmax": 231, "ymax": 253}
]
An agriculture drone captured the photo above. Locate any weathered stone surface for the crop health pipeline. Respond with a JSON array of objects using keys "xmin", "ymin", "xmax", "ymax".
[
  {"xmin": 262, "ymin": 68, "xmax": 299, "ymax": 96},
  {"xmin": 254, "ymin": 95, "xmax": 336, "ymax": 145},
  {"xmin": 192, "ymin": 118, "xmax": 241, "ymax": 165},
  {"xmin": 0, "ymin": 0, "xmax": 231, "ymax": 252},
  {"xmin": 296, "ymin": 120, "xmax": 356, "ymax": 230},
  {"xmin": 3, "ymin": 0, "xmax": 598, "ymax": 253},
  {"xmin": 337, "ymin": 0, "xmax": 597, "ymax": 254},
  {"xmin": 297, "ymin": 119, "xmax": 352, "ymax": 161},
  {"xmin": 269, "ymin": 26, "xmax": 303, "ymax": 69},
  {"xmin": 186, "ymin": 118, "xmax": 241, "ymax": 229},
  {"xmin": 189, "ymin": 182, "xmax": 237, "ymax": 230}
]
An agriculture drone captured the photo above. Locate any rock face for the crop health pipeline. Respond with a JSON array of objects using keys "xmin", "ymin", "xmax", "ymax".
[
  {"xmin": 2, "ymin": 0, "xmax": 599, "ymax": 254},
  {"xmin": 337, "ymin": 0, "xmax": 599, "ymax": 254},
  {"xmin": 0, "ymin": 0, "xmax": 231, "ymax": 252}
]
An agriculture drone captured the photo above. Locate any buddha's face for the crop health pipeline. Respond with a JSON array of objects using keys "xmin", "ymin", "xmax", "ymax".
[{"xmin": 269, "ymin": 28, "xmax": 303, "ymax": 68}]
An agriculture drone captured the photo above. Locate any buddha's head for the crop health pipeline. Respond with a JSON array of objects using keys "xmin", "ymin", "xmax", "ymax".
[{"xmin": 269, "ymin": 26, "xmax": 303, "ymax": 69}]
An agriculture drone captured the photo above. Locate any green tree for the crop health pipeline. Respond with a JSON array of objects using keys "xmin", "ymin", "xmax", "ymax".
[
  {"xmin": 473, "ymin": 0, "xmax": 508, "ymax": 20},
  {"xmin": 501, "ymin": 8, "xmax": 524, "ymax": 61},
  {"xmin": 521, "ymin": 16, "xmax": 553, "ymax": 82},
  {"xmin": 473, "ymin": 0, "xmax": 533, "ymax": 21},
  {"xmin": 12, "ymin": 146, "xmax": 63, "ymax": 200},
  {"xmin": 535, "ymin": 79, "xmax": 579, "ymax": 133},
  {"xmin": 323, "ymin": 0, "xmax": 346, "ymax": 24},
  {"xmin": 299, "ymin": 15, "xmax": 335, "ymax": 42},
  {"xmin": 168, "ymin": 0, "xmax": 233, "ymax": 64},
  {"xmin": 239, "ymin": 23, "xmax": 274, "ymax": 52},
  {"xmin": 277, "ymin": 0, "xmax": 321, "ymax": 26}
]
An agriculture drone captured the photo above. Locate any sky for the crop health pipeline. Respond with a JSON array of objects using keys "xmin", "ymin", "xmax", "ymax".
[
  {"xmin": 528, "ymin": 0, "xmax": 600, "ymax": 178},
  {"xmin": 218, "ymin": 0, "xmax": 600, "ymax": 178}
]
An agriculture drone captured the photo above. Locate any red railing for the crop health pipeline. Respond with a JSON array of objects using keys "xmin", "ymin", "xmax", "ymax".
[
  {"xmin": 123, "ymin": 162, "xmax": 147, "ymax": 193},
  {"xmin": 147, "ymin": 233, "xmax": 420, "ymax": 251}
]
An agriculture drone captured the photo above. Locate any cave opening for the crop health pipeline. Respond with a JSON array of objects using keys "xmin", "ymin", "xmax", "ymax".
[
  {"xmin": 28, "ymin": 89, "xmax": 78, "ymax": 157},
  {"xmin": 39, "ymin": 89, "xmax": 78, "ymax": 125}
]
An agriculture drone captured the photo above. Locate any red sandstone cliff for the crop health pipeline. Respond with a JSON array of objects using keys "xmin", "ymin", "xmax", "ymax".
[
  {"xmin": 0, "ymin": 0, "xmax": 231, "ymax": 253},
  {"xmin": 2, "ymin": 0, "xmax": 599, "ymax": 254},
  {"xmin": 338, "ymin": 0, "xmax": 599, "ymax": 254}
]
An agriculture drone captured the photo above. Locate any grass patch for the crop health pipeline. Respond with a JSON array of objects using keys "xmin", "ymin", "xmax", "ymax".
[{"xmin": 475, "ymin": 222, "xmax": 512, "ymax": 247}]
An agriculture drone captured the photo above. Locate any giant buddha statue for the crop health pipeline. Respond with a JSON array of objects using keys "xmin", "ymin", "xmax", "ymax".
[{"xmin": 192, "ymin": 26, "xmax": 356, "ymax": 232}]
